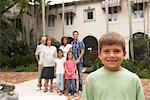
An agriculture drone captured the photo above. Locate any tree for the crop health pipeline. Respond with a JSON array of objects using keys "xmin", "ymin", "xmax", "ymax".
[
  {"xmin": 0, "ymin": 0, "xmax": 30, "ymax": 56},
  {"xmin": 0, "ymin": 17, "xmax": 19, "ymax": 56}
]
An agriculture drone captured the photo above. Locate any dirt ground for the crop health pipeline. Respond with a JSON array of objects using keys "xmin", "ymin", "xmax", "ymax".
[{"xmin": 0, "ymin": 72, "xmax": 150, "ymax": 100}]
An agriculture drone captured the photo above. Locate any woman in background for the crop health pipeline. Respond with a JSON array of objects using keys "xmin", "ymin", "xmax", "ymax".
[{"xmin": 40, "ymin": 36, "xmax": 57, "ymax": 92}]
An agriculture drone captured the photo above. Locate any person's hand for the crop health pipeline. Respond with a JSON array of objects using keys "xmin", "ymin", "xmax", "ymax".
[
  {"xmin": 71, "ymin": 72, "xmax": 74, "ymax": 76},
  {"xmin": 75, "ymin": 59, "xmax": 80, "ymax": 64},
  {"xmin": 39, "ymin": 64, "xmax": 44, "ymax": 68},
  {"xmin": 54, "ymin": 73, "xmax": 56, "ymax": 77},
  {"xmin": 68, "ymin": 72, "xmax": 72, "ymax": 76}
]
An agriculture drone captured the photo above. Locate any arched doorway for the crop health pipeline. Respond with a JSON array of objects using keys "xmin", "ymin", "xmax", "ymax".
[
  {"xmin": 130, "ymin": 32, "xmax": 148, "ymax": 60},
  {"xmin": 83, "ymin": 36, "xmax": 98, "ymax": 67}
]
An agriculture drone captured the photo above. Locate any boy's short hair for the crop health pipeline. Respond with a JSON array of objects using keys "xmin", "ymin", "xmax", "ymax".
[{"xmin": 99, "ymin": 32, "xmax": 126, "ymax": 51}]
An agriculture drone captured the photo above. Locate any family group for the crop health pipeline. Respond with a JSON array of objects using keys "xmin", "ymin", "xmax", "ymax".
[{"xmin": 35, "ymin": 31, "xmax": 84, "ymax": 96}]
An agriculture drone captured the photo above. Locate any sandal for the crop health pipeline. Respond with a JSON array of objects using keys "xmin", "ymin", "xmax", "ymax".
[
  {"xmin": 50, "ymin": 88, "xmax": 53, "ymax": 92},
  {"xmin": 44, "ymin": 88, "xmax": 48, "ymax": 92},
  {"xmin": 59, "ymin": 92, "xmax": 62, "ymax": 95},
  {"xmin": 49, "ymin": 85, "xmax": 53, "ymax": 92}
]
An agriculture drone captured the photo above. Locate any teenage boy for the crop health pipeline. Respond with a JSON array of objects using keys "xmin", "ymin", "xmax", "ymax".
[{"xmin": 71, "ymin": 31, "xmax": 85, "ymax": 93}]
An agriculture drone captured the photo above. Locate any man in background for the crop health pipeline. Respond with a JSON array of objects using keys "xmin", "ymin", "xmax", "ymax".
[
  {"xmin": 71, "ymin": 31, "xmax": 85, "ymax": 93},
  {"xmin": 35, "ymin": 36, "xmax": 46, "ymax": 90}
]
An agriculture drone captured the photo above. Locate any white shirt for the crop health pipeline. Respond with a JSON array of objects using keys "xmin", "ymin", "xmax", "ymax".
[
  {"xmin": 35, "ymin": 44, "xmax": 46, "ymax": 65},
  {"xmin": 59, "ymin": 44, "xmax": 72, "ymax": 58},
  {"xmin": 40, "ymin": 46, "xmax": 57, "ymax": 67},
  {"xmin": 55, "ymin": 57, "xmax": 66, "ymax": 74}
]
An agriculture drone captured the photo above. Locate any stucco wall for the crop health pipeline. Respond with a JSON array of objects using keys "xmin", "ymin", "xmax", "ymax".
[{"xmin": 44, "ymin": 0, "xmax": 150, "ymax": 58}]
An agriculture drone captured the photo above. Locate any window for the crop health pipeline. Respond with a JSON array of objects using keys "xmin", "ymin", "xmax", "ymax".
[
  {"xmin": 84, "ymin": 8, "xmax": 95, "ymax": 22},
  {"xmin": 108, "ymin": 7, "xmax": 117, "ymax": 22},
  {"xmin": 65, "ymin": 12, "xmax": 74, "ymax": 26},
  {"xmin": 48, "ymin": 15, "xmax": 55, "ymax": 27},
  {"xmin": 133, "ymin": 3, "xmax": 144, "ymax": 19},
  {"xmin": 87, "ymin": 11, "xmax": 93, "ymax": 20}
]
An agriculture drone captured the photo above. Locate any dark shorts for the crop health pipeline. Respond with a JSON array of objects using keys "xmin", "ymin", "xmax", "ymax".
[{"xmin": 41, "ymin": 67, "xmax": 54, "ymax": 79}]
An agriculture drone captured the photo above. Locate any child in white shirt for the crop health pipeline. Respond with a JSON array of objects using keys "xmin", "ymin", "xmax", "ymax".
[{"xmin": 55, "ymin": 49, "xmax": 66, "ymax": 95}]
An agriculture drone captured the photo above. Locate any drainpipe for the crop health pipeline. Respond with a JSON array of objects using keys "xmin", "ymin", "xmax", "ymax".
[
  {"xmin": 42, "ymin": 0, "xmax": 45, "ymax": 36},
  {"xmin": 127, "ymin": 0, "xmax": 134, "ymax": 61},
  {"xmin": 147, "ymin": 0, "xmax": 150, "ymax": 57},
  {"xmin": 105, "ymin": 0, "xmax": 109, "ymax": 33},
  {"xmin": 143, "ymin": 1, "xmax": 147, "ymax": 60},
  {"xmin": 62, "ymin": 0, "xmax": 65, "ymax": 36}
]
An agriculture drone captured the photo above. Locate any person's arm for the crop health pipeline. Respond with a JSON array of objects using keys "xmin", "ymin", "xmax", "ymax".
[
  {"xmin": 35, "ymin": 55, "xmax": 39, "ymax": 62},
  {"xmin": 81, "ymin": 75, "xmax": 94, "ymax": 100},
  {"xmin": 35, "ymin": 46, "xmax": 39, "ymax": 62},
  {"xmin": 54, "ymin": 62, "xmax": 57, "ymax": 77},
  {"xmin": 70, "ymin": 61, "xmax": 76, "ymax": 75},
  {"xmin": 136, "ymin": 79, "xmax": 145, "ymax": 100},
  {"xmin": 76, "ymin": 42, "xmax": 85, "ymax": 64},
  {"xmin": 69, "ymin": 44, "xmax": 73, "ymax": 52},
  {"xmin": 69, "ymin": 47, "xmax": 72, "ymax": 52},
  {"xmin": 64, "ymin": 62, "xmax": 71, "ymax": 75},
  {"xmin": 54, "ymin": 47, "xmax": 57, "ymax": 58},
  {"xmin": 39, "ymin": 49, "xmax": 44, "ymax": 67},
  {"xmin": 77, "ymin": 49, "xmax": 84, "ymax": 61},
  {"xmin": 64, "ymin": 62, "xmax": 66, "ymax": 73}
]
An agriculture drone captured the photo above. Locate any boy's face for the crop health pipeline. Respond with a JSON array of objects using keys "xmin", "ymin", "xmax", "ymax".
[{"xmin": 99, "ymin": 44, "xmax": 126, "ymax": 71}]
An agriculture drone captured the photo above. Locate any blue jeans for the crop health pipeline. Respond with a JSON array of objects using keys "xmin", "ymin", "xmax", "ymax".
[
  {"xmin": 68, "ymin": 79, "xmax": 76, "ymax": 94},
  {"xmin": 77, "ymin": 62, "xmax": 83, "ymax": 91},
  {"xmin": 56, "ymin": 74, "xmax": 64, "ymax": 91}
]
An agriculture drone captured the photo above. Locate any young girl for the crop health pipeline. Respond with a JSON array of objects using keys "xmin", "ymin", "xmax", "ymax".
[
  {"xmin": 54, "ymin": 49, "xmax": 66, "ymax": 95},
  {"xmin": 65, "ymin": 51, "xmax": 77, "ymax": 96}
]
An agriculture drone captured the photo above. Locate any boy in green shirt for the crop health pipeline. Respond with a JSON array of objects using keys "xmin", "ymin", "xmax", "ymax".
[{"xmin": 81, "ymin": 32, "xmax": 145, "ymax": 100}]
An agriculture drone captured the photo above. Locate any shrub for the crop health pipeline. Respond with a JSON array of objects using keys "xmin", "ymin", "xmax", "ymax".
[
  {"xmin": 83, "ymin": 51, "xmax": 91, "ymax": 67},
  {"xmin": 53, "ymin": 39, "xmax": 61, "ymax": 49},
  {"xmin": 0, "ymin": 54, "xmax": 10, "ymax": 69},
  {"xmin": 0, "ymin": 53, "xmax": 36, "ymax": 70},
  {"xmin": 15, "ymin": 63, "xmax": 37, "ymax": 72},
  {"xmin": 93, "ymin": 58, "xmax": 103, "ymax": 71},
  {"xmin": 9, "ymin": 54, "xmax": 35, "ymax": 67},
  {"xmin": 137, "ymin": 68, "xmax": 150, "ymax": 79},
  {"xmin": 85, "ymin": 57, "xmax": 103, "ymax": 73},
  {"xmin": 122, "ymin": 59, "xmax": 135, "ymax": 72},
  {"xmin": 122, "ymin": 59, "xmax": 150, "ymax": 79}
]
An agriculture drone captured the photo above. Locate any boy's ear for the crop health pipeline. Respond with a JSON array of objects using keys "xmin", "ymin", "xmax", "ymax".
[
  {"xmin": 123, "ymin": 51, "xmax": 126, "ymax": 59},
  {"xmin": 98, "ymin": 55, "xmax": 101, "ymax": 60},
  {"xmin": 98, "ymin": 50, "xmax": 101, "ymax": 60},
  {"xmin": 124, "ymin": 51, "xmax": 126, "ymax": 55}
]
